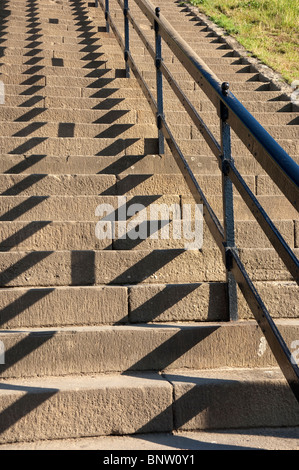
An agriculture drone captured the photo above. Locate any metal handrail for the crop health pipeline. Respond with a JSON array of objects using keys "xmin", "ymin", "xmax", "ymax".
[{"xmin": 96, "ymin": 0, "xmax": 299, "ymax": 402}]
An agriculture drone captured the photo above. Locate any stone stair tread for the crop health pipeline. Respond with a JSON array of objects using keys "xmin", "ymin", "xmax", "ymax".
[
  {"xmin": 0, "ymin": 367, "xmax": 298, "ymax": 444},
  {"xmin": 0, "ymin": 193, "xmax": 297, "ymax": 221},
  {"xmin": 0, "ymin": 248, "xmax": 297, "ymax": 287},
  {"xmin": 0, "ymin": 428, "xmax": 298, "ymax": 450},
  {"xmin": 0, "ymin": 0, "xmax": 298, "ymax": 444}
]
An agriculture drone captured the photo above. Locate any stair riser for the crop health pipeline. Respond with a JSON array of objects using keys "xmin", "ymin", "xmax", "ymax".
[
  {"xmin": 0, "ymin": 121, "xmax": 160, "ymax": 139},
  {"xmin": 0, "ymin": 108, "xmax": 139, "ymax": 125},
  {"xmin": 2, "ymin": 94, "xmax": 293, "ymax": 116},
  {"xmin": 0, "ymin": 281, "xmax": 297, "ymax": 329},
  {"xmin": 169, "ymin": 369, "xmax": 299, "ymax": 431},
  {"xmin": 0, "ymin": 373, "xmax": 174, "ymax": 444},
  {"xmin": 0, "ymin": 154, "xmax": 298, "ymax": 176},
  {"xmin": 1, "ymin": 172, "xmax": 295, "ymax": 198},
  {"xmin": 0, "ymin": 248, "xmax": 297, "ymax": 287},
  {"xmin": 0, "ymin": 173, "xmax": 254, "ymax": 196},
  {"xmin": 1, "ymin": 321, "xmax": 299, "ymax": 379},
  {"xmin": 0, "ymin": 39, "xmax": 144, "ymax": 54}
]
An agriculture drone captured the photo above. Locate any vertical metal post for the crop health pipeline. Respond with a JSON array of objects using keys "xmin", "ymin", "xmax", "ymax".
[
  {"xmin": 220, "ymin": 82, "xmax": 238, "ymax": 321},
  {"xmin": 124, "ymin": 0, "xmax": 130, "ymax": 78},
  {"xmin": 105, "ymin": 0, "xmax": 110, "ymax": 33},
  {"xmin": 154, "ymin": 7, "xmax": 164, "ymax": 155},
  {"xmin": 95, "ymin": 0, "xmax": 98, "ymax": 7}
]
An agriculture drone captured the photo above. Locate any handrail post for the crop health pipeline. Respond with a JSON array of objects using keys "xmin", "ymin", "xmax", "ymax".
[
  {"xmin": 220, "ymin": 82, "xmax": 238, "ymax": 321},
  {"xmin": 105, "ymin": 0, "xmax": 110, "ymax": 32},
  {"xmin": 154, "ymin": 7, "xmax": 164, "ymax": 155},
  {"xmin": 124, "ymin": 0, "xmax": 130, "ymax": 78}
]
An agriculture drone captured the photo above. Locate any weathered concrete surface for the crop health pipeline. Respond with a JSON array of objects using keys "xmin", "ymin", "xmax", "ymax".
[
  {"xmin": 0, "ymin": 373, "xmax": 173, "ymax": 444},
  {"xmin": 167, "ymin": 368, "xmax": 299, "ymax": 430},
  {"xmin": 0, "ymin": 428, "xmax": 298, "ymax": 450},
  {"xmin": 1, "ymin": 321, "xmax": 299, "ymax": 378},
  {"xmin": 0, "ymin": 286, "xmax": 128, "ymax": 328},
  {"xmin": 0, "ymin": 0, "xmax": 298, "ymax": 446}
]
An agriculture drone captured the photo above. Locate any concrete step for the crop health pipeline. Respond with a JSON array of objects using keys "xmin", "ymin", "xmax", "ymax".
[
  {"xmin": 1, "ymin": 90, "xmax": 294, "ymax": 115},
  {"xmin": 1, "ymin": 45, "xmax": 124, "ymax": 61},
  {"xmin": 0, "ymin": 173, "xmax": 255, "ymax": 196},
  {"xmin": 2, "ymin": 79, "xmax": 142, "ymax": 99},
  {"xmin": 0, "ymin": 136, "xmax": 159, "ymax": 156},
  {"xmin": 0, "ymin": 119, "xmax": 299, "ymax": 147},
  {"xmin": 0, "ymin": 64, "xmax": 130, "ymax": 79},
  {"xmin": 0, "ymin": 121, "xmax": 160, "ymax": 139},
  {"xmin": 0, "ymin": 368, "xmax": 298, "ymax": 445},
  {"xmin": 0, "ymin": 194, "xmax": 297, "ymax": 221},
  {"xmin": 0, "ymin": 153, "xmax": 298, "ymax": 177},
  {"xmin": 0, "ymin": 278, "xmax": 297, "ymax": 330},
  {"xmin": 0, "ymin": 248, "xmax": 297, "ymax": 287},
  {"xmin": 0, "ymin": 217, "xmax": 295, "ymax": 251},
  {"xmin": 0, "ymin": 68, "xmax": 130, "ymax": 85},
  {"xmin": 1, "ymin": 320, "xmax": 299, "ymax": 379},
  {"xmin": 0, "ymin": 38, "xmax": 145, "ymax": 55},
  {"xmin": 0, "ymin": 372, "xmax": 173, "ymax": 443},
  {"xmin": 0, "ymin": 280, "xmax": 297, "ymax": 329},
  {"xmin": 1, "ymin": 107, "xmax": 297, "ymax": 128},
  {"xmin": 2, "ymin": 91, "xmax": 293, "ymax": 114}
]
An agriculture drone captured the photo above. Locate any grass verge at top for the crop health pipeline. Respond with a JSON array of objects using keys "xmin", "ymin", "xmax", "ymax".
[{"xmin": 187, "ymin": 0, "xmax": 299, "ymax": 84}]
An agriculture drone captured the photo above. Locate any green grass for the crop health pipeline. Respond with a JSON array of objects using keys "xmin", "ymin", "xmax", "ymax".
[{"xmin": 187, "ymin": 0, "xmax": 299, "ymax": 84}]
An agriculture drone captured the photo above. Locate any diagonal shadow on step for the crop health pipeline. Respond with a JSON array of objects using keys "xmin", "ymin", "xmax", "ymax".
[
  {"xmin": 23, "ymin": 56, "xmax": 44, "ymax": 66},
  {"xmin": 88, "ymin": 87, "xmax": 120, "ymax": 99},
  {"xmin": 134, "ymin": 369, "xmax": 299, "ymax": 437},
  {"xmin": 112, "ymin": 219, "xmax": 171, "ymax": 251},
  {"xmin": 95, "ymin": 123, "xmax": 134, "ymax": 139},
  {"xmin": 19, "ymin": 85, "xmax": 44, "ymax": 96},
  {"xmin": 100, "ymin": 173, "xmax": 152, "ymax": 195},
  {"xmin": 91, "ymin": 97, "xmax": 125, "ymax": 109},
  {"xmin": 96, "ymin": 139, "xmax": 141, "ymax": 158}
]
